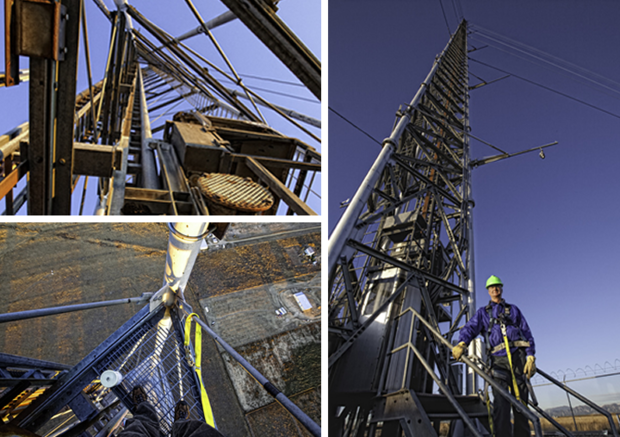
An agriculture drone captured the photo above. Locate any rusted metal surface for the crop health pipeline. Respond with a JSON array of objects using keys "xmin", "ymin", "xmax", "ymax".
[
  {"xmin": 218, "ymin": 0, "xmax": 320, "ymax": 100},
  {"xmin": 4, "ymin": 0, "xmax": 19, "ymax": 86},
  {"xmin": 27, "ymin": 56, "xmax": 52, "ymax": 214},
  {"xmin": 245, "ymin": 157, "xmax": 316, "ymax": 216},
  {"xmin": 52, "ymin": 0, "xmax": 81, "ymax": 214},
  {"xmin": 0, "ymin": 161, "xmax": 24, "ymax": 200},
  {"xmin": 73, "ymin": 142, "xmax": 121, "ymax": 177},
  {"xmin": 197, "ymin": 173, "xmax": 274, "ymax": 214},
  {"xmin": 166, "ymin": 121, "xmax": 228, "ymax": 174},
  {"xmin": 14, "ymin": 0, "xmax": 63, "ymax": 60}
]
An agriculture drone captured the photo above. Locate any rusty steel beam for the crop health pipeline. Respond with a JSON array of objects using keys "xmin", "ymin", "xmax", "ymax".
[
  {"xmin": 245, "ymin": 156, "xmax": 316, "ymax": 215},
  {"xmin": 218, "ymin": 0, "xmax": 320, "ymax": 100},
  {"xmin": 73, "ymin": 143, "xmax": 122, "ymax": 177},
  {"xmin": 107, "ymin": 73, "xmax": 136, "ymax": 215},
  {"xmin": 52, "ymin": 0, "xmax": 81, "ymax": 214},
  {"xmin": 4, "ymin": 0, "xmax": 19, "ymax": 86},
  {"xmin": 27, "ymin": 57, "xmax": 52, "ymax": 214},
  {"xmin": 23, "ymin": 0, "xmax": 80, "ymax": 214},
  {"xmin": 0, "ymin": 161, "xmax": 25, "ymax": 201}
]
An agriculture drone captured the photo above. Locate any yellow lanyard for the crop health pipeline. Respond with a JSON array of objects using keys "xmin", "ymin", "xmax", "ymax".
[
  {"xmin": 485, "ymin": 384, "xmax": 495, "ymax": 437},
  {"xmin": 501, "ymin": 323, "xmax": 521, "ymax": 403},
  {"xmin": 184, "ymin": 313, "xmax": 215, "ymax": 427}
]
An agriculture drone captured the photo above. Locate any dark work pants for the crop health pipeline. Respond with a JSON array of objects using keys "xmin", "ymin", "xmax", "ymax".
[
  {"xmin": 491, "ymin": 348, "xmax": 530, "ymax": 437},
  {"xmin": 119, "ymin": 402, "xmax": 225, "ymax": 437}
]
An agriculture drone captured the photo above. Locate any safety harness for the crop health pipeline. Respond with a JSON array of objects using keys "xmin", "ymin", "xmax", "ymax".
[
  {"xmin": 184, "ymin": 313, "xmax": 215, "ymax": 427},
  {"xmin": 484, "ymin": 302, "xmax": 530, "ymax": 356},
  {"xmin": 483, "ymin": 301, "xmax": 529, "ymax": 435}
]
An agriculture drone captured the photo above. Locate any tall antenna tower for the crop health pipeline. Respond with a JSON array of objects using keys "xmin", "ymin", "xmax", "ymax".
[
  {"xmin": 328, "ymin": 18, "xmax": 616, "ymax": 437},
  {"xmin": 328, "ymin": 20, "xmax": 478, "ymax": 435}
]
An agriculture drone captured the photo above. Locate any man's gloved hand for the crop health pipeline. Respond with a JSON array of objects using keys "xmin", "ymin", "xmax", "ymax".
[
  {"xmin": 452, "ymin": 341, "xmax": 467, "ymax": 360},
  {"xmin": 524, "ymin": 355, "xmax": 536, "ymax": 379}
]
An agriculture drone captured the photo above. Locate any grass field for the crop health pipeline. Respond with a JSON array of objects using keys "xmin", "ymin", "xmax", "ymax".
[
  {"xmin": 541, "ymin": 414, "xmax": 618, "ymax": 433},
  {"xmin": 435, "ymin": 414, "xmax": 618, "ymax": 436}
]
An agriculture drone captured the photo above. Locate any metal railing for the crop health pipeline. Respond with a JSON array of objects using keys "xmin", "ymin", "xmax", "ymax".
[
  {"xmin": 409, "ymin": 306, "xmax": 620, "ymax": 437},
  {"xmin": 408, "ymin": 306, "xmax": 544, "ymax": 437},
  {"xmin": 181, "ymin": 308, "xmax": 321, "ymax": 437},
  {"xmin": 535, "ymin": 368, "xmax": 619, "ymax": 437}
]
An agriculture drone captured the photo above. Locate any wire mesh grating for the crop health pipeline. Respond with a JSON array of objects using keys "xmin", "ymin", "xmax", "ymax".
[{"xmin": 94, "ymin": 309, "xmax": 204, "ymax": 436}]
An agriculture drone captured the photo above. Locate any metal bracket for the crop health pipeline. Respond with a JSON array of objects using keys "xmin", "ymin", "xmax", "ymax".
[
  {"xmin": 148, "ymin": 284, "xmax": 175, "ymax": 312},
  {"xmin": 14, "ymin": 0, "xmax": 67, "ymax": 61},
  {"xmin": 372, "ymin": 389, "xmax": 437, "ymax": 437}
]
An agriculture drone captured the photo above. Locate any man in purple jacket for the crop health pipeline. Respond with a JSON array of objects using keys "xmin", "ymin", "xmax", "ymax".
[{"xmin": 452, "ymin": 275, "xmax": 536, "ymax": 437}]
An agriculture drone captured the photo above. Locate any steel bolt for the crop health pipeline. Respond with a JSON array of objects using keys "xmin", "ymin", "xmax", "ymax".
[{"xmin": 59, "ymin": 158, "xmax": 66, "ymax": 165}]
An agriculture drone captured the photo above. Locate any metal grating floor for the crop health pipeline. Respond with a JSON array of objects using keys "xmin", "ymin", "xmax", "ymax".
[{"xmin": 94, "ymin": 308, "xmax": 204, "ymax": 436}]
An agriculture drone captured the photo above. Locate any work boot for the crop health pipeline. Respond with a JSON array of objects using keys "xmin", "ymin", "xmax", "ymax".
[
  {"xmin": 174, "ymin": 400, "xmax": 190, "ymax": 421},
  {"xmin": 131, "ymin": 386, "xmax": 148, "ymax": 405}
]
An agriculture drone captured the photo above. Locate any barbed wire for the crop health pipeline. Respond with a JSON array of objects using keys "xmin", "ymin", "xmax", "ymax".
[{"xmin": 531, "ymin": 359, "xmax": 620, "ymax": 386}]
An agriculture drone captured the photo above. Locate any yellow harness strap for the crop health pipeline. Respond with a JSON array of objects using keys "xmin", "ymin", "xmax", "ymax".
[
  {"xmin": 184, "ymin": 313, "xmax": 215, "ymax": 427},
  {"xmin": 485, "ymin": 383, "xmax": 495, "ymax": 437},
  {"xmin": 501, "ymin": 324, "xmax": 522, "ymax": 403}
]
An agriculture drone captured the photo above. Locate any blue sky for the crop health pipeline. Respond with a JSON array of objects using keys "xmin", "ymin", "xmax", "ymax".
[
  {"xmin": 0, "ymin": 0, "xmax": 321, "ymax": 214},
  {"xmin": 328, "ymin": 0, "xmax": 620, "ymax": 408}
]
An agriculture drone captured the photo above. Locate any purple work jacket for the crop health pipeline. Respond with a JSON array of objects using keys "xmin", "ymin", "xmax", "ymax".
[{"xmin": 458, "ymin": 300, "xmax": 535, "ymax": 357}]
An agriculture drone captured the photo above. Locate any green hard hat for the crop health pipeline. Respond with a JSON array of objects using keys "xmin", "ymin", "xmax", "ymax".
[{"xmin": 486, "ymin": 275, "xmax": 503, "ymax": 288}]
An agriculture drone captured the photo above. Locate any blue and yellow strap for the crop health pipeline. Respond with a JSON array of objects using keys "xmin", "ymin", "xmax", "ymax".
[{"xmin": 184, "ymin": 313, "xmax": 215, "ymax": 427}]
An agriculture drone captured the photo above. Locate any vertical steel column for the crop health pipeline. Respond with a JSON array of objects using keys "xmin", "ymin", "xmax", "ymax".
[
  {"xmin": 137, "ymin": 68, "xmax": 160, "ymax": 189},
  {"xmin": 27, "ymin": 56, "xmax": 53, "ymax": 215},
  {"xmin": 52, "ymin": 0, "xmax": 82, "ymax": 214},
  {"xmin": 27, "ymin": 0, "xmax": 80, "ymax": 214},
  {"xmin": 461, "ymin": 37, "xmax": 478, "ymax": 395},
  {"xmin": 106, "ymin": 72, "xmax": 136, "ymax": 215},
  {"xmin": 163, "ymin": 222, "xmax": 209, "ymax": 300}
]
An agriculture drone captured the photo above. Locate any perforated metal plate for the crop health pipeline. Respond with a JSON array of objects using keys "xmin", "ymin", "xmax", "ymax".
[{"xmin": 197, "ymin": 173, "xmax": 274, "ymax": 213}]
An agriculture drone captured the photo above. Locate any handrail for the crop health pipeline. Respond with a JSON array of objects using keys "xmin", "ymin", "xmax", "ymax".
[
  {"xmin": 408, "ymin": 340, "xmax": 483, "ymax": 437},
  {"xmin": 537, "ymin": 368, "xmax": 619, "ymax": 437},
  {"xmin": 180, "ymin": 308, "xmax": 321, "ymax": 437},
  {"xmin": 410, "ymin": 307, "xmax": 544, "ymax": 437},
  {"xmin": 527, "ymin": 401, "xmax": 575, "ymax": 437}
]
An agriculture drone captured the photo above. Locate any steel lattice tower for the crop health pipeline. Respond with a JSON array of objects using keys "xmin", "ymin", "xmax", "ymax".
[
  {"xmin": 328, "ymin": 20, "xmax": 480, "ymax": 436},
  {"xmin": 2, "ymin": 0, "xmax": 320, "ymax": 215}
]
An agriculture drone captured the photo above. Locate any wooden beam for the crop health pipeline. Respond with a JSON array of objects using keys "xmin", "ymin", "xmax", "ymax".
[{"xmin": 245, "ymin": 157, "xmax": 316, "ymax": 215}]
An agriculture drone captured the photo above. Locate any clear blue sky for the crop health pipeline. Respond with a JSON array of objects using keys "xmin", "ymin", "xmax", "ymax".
[
  {"xmin": 0, "ymin": 0, "xmax": 321, "ymax": 214},
  {"xmin": 328, "ymin": 0, "xmax": 620, "ymax": 408}
]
